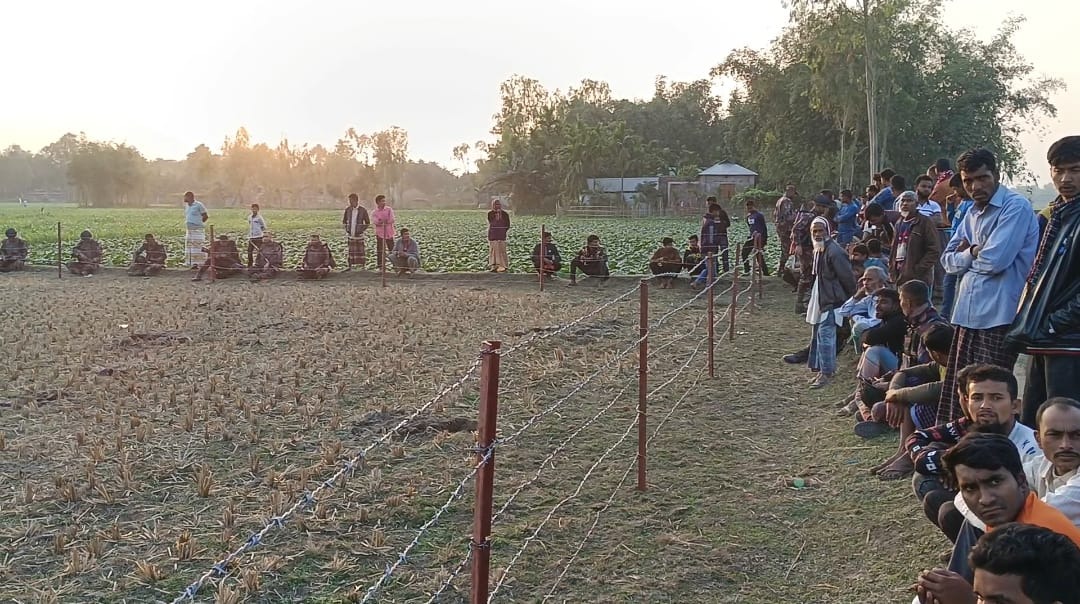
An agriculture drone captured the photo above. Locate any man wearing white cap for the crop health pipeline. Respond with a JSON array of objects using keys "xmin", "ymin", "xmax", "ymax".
[{"xmin": 805, "ymin": 216, "xmax": 857, "ymax": 388}]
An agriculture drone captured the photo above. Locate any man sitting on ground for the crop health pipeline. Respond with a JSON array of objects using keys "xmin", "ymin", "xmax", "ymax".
[
  {"xmin": 900, "ymin": 280, "xmax": 946, "ymax": 367},
  {"xmin": 194, "ymin": 234, "xmax": 245, "ymax": 281},
  {"xmin": 531, "ymin": 231, "xmax": 562, "ymax": 278},
  {"xmin": 128, "ymin": 234, "xmax": 167, "ymax": 277},
  {"xmin": 298, "ymin": 234, "xmax": 337, "ymax": 279},
  {"xmin": 649, "ymin": 237, "xmax": 683, "ymax": 289},
  {"xmin": 913, "ymin": 433, "xmax": 1080, "ymax": 604},
  {"xmin": 249, "ymin": 232, "xmax": 285, "ymax": 280},
  {"xmin": 907, "ymin": 364, "xmax": 1041, "ymax": 543},
  {"xmin": 67, "ymin": 230, "xmax": 103, "ymax": 276},
  {"xmin": 683, "ymin": 234, "xmax": 704, "ymax": 279},
  {"xmin": 0, "ymin": 228, "xmax": 29, "ymax": 272},
  {"xmin": 970, "ymin": 524, "xmax": 1080, "ymax": 604},
  {"xmin": 867, "ymin": 322, "xmax": 955, "ymax": 481},
  {"xmin": 389, "ymin": 228, "xmax": 420, "ymax": 275},
  {"xmin": 1023, "ymin": 398, "xmax": 1080, "ymax": 525},
  {"xmin": 837, "ymin": 266, "xmax": 888, "ymax": 343},
  {"xmin": 844, "ymin": 289, "xmax": 906, "ymax": 431},
  {"xmin": 569, "ymin": 234, "xmax": 610, "ymax": 286}
]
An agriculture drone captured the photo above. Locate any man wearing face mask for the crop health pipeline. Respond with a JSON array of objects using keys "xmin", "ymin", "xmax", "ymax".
[
  {"xmin": 938, "ymin": 149, "xmax": 1039, "ymax": 425},
  {"xmin": 891, "ymin": 190, "xmax": 942, "ymax": 288}
]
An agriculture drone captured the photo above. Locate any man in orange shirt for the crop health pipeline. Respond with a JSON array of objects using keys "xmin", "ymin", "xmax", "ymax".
[{"xmin": 914, "ymin": 433, "xmax": 1080, "ymax": 604}]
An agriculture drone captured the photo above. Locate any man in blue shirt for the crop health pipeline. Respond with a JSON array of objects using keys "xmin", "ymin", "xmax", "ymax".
[
  {"xmin": 836, "ymin": 189, "xmax": 860, "ymax": 244},
  {"xmin": 741, "ymin": 200, "xmax": 770, "ymax": 276},
  {"xmin": 183, "ymin": 191, "xmax": 209, "ymax": 268},
  {"xmin": 870, "ymin": 169, "xmax": 899, "ymax": 211},
  {"xmin": 938, "ymin": 149, "xmax": 1039, "ymax": 424},
  {"xmin": 941, "ymin": 173, "xmax": 975, "ymax": 321}
]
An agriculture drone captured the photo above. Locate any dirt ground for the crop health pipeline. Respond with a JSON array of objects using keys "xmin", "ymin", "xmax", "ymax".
[{"xmin": 0, "ymin": 269, "xmax": 940, "ymax": 603}]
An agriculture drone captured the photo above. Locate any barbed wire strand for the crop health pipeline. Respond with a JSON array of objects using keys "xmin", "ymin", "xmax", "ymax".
[
  {"xmin": 168, "ymin": 355, "xmax": 484, "ymax": 604},
  {"xmin": 358, "ymin": 447, "xmax": 494, "ymax": 604},
  {"xmin": 424, "ymin": 546, "xmax": 473, "ymax": 604},
  {"xmin": 487, "ymin": 333, "xmax": 710, "ymax": 602}
]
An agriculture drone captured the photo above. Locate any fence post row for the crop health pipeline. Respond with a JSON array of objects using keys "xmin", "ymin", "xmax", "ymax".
[
  {"xmin": 706, "ymin": 252, "xmax": 715, "ymax": 378},
  {"xmin": 56, "ymin": 221, "xmax": 62, "ymax": 279},
  {"xmin": 471, "ymin": 341, "xmax": 501, "ymax": 604},
  {"xmin": 637, "ymin": 280, "xmax": 648, "ymax": 492},
  {"xmin": 729, "ymin": 246, "xmax": 738, "ymax": 342}
]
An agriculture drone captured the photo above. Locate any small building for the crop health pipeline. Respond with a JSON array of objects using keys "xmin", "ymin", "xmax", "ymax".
[
  {"xmin": 581, "ymin": 177, "xmax": 659, "ymax": 206},
  {"xmin": 697, "ymin": 162, "xmax": 758, "ymax": 202}
]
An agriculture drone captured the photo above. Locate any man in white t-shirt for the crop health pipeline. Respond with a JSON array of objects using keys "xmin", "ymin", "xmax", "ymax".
[
  {"xmin": 246, "ymin": 203, "xmax": 268, "ymax": 267},
  {"xmin": 914, "ymin": 174, "xmax": 944, "ymax": 221},
  {"xmin": 183, "ymin": 191, "xmax": 209, "ymax": 268}
]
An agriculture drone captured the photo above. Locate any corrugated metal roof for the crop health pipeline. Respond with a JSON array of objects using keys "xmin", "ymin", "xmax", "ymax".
[
  {"xmin": 698, "ymin": 162, "xmax": 758, "ymax": 177},
  {"xmin": 585, "ymin": 177, "xmax": 659, "ymax": 193}
]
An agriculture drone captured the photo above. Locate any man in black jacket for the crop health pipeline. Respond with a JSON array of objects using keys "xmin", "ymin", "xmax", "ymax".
[{"xmin": 1007, "ymin": 136, "xmax": 1080, "ymax": 427}]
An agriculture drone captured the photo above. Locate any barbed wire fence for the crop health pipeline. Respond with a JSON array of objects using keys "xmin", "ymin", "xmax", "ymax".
[{"xmin": 165, "ymin": 249, "xmax": 768, "ymax": 603}]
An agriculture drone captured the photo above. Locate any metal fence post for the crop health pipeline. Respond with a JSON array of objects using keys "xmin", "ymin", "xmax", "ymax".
[
  {"xmin": 729, "ymin": 246, "xmax": 738, "ymax": 341},
  {"xmin": 471, "ymin": 341, "xmax": 501, "ymax": 604},
  {"xmin": 539, "ymin": 224, "xmax": 545, "ymax": 292},
  {"xmin": 706, "ymin": 252, "xmax": 715, "ymax": 378},
  {"xmin": 637, "ymin": 280, "xmax": 648, "ymax": 491},
  {"xmin": 56, "ymin": 222, "xmax": 62, "ymax": 279}
]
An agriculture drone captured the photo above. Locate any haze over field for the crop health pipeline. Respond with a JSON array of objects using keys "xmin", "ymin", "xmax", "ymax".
[{"xmin": 2, "ymin": 0, "xmax": 1075, "ymax": 183}]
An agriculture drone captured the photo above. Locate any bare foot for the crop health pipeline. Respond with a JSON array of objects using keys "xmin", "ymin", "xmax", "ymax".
[
  {"xmin": 868, "ymin": 450, "xmax": 905, "ymax": 475},
  {"xmin": 877, "ymin": 457, "xmax": 914, "ymax": 481}
]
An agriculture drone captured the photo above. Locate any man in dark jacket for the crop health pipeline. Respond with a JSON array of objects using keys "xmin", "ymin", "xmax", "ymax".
[
  {"xmin": 67, "ymin": 230, "xmax": 104, "ymax": 276},
  {"xmin": 128, "ymin": 234, "xmax": 167, "ymax": 277},
  {"xmin": 342, "ymin": 193, "xmax": 370, "ymax": 270},
  {"xmin": 193, "ymin": 235, "xmax": 245, "ymax": 281},
  {"xmin": 0, "ymin": 228, "xmax": 29, "ymax": 272},
  {"xmin": 891, "ymin": 190, "xmax": 942, "ymax": 287},
  {"xmin": 806, "ymin": 216, "xmax": 857, "ymax": 388},
  {"xmin": 1007, "ymin": 136, "xmax": 1080, "ymax": 427},
  {"xmin": 531, "ymin": 232, "xmax": 562, "ymax": 278},
  {"xmin": 692, "ymin": 201, "xmax": 731, "ymax": 288},
  {"xmin": 848, "ymin": 289, "xmax": 907, "ymax": 427}
]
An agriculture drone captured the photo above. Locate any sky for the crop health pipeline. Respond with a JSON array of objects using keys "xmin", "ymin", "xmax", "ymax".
[{"xmin": 2, "ymin": 0, "xmax": 1075, "ymax": 184}]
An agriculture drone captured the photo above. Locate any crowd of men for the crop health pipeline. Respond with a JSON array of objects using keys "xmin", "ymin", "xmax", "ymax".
[{"xmin": 776, "ymin": 139, "xmax": 1080, "ymax": 603}]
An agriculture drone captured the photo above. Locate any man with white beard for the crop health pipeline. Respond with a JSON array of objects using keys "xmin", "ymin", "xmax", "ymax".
[{"xmin": 805, "ymin": 216, "xmax": 857, "ymax": 388}]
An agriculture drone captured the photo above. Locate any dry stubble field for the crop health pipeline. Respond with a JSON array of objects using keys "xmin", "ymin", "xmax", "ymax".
[{"xmin": 0, "ymin": 270, "xmax": 941, "ymax": 603}]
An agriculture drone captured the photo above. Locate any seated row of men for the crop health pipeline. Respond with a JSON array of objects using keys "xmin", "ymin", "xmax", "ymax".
[{"xmin": 0, "ymin": 228, "xmax": 423, "ymax": 279}]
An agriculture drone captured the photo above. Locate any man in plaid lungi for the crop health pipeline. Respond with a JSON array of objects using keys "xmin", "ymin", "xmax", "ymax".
[
  {"xmin": 342, "ymin": 193, "xmax": 370, "ymax": 270},
  {"xmin": 938, "ymin": 149, "xmax": 1039, "ymax": 424}
]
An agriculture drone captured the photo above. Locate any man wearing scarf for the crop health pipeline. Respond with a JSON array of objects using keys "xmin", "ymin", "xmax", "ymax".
[
  {"xmin": 1006, "ymin": 136, "xmax": 1080, "ymax": 427},
  {"xmin": 805, "ymin": 216, "xmax": 857, "ymax": 388},
  {"xmin": 342, "ymin": 193, "xmax": 370, "ymax": 270}
]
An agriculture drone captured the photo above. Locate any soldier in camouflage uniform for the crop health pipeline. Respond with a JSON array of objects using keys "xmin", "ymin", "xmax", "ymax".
[
  {"xmin": 128, "ymin": 234, "xmax": 168, "ymax": 276},
  {"xmin": 68, "ymin": 230, "xmax": 104, "ymax": 276},
  {"xmin": 249, "ymin": 232, "xmax": 285, "ymax": 280},
  {"xmin": 0, "ymin": 228, "xmax": 28, "ymax": 272},
  {"xmin": 193, "ymin": 235, "xmax": 245, "ymax": 281},
  {"xmin": 297, "ymin": 234, "xmax": 336, "ymax": 279}
]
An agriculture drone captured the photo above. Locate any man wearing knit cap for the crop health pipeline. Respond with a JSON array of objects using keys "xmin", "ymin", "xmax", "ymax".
[
  {"xmin": 805, "ymin": 216, "xmax": 857, "ymax": 388},
  {"xmin": 68, "ymin": 230, "xmax": 103, "ymax": 276}
]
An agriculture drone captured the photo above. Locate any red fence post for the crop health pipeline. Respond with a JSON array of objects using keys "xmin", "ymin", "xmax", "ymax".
[
  {"xmin": 637, "ymin": 280, "xmax": 648, "ymax": 491},
  {"xmin": 208, "ymin": 225, "xmax": 216, "ymax": 282},
  {"xmin": 729, "ymin": 246, "xmax": 738, "ymax": 342},
  {"xmin": 706, "ymin": 252, "xmax": 715, "ymax": 378},
  {"xmin": 380, "ymin": 238, "xmax": 387, "ymax": 288},
  {"xmin": 539, "ymin": 224, "xmax": 545, "ymax": 292},
  {"xmin": 56, "ymin": 222, "xmax": 62, "ymax": 279},
  {"xmin": 471, "ymin": 341, "xmax": 501, "ymax": 604}
]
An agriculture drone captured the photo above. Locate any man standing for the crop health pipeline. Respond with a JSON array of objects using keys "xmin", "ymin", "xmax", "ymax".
[
  {"xmin": 891, "ymin": 190, "xmax": 942, "ymax": 287},
  {"xmin": 774, "ymin": 185, "xmax": 798, "ymax": 276},
  {"xmin": 939, "ymin": 149, "xmax": 1039, "ymax": 424},
  {"xmin": 836, "ymin": 189, "xmax": 860, "ymax": 245},
  {"xmin": 298, "ymin": 234, "xmax": 337, "ymax": 279},
  {"xmin": 246, "ymin": 203, "xmax": 268, "ymax": 268},
  {"xmin": 128, "ymin": 234, "xmax": 167, "ymax": 277},
  {"xmin": 67, "ymin": 230, "xmax": 103, "ymax": 276},
  {"xmin": 390, "ymin": 228, "xmax": 421, "ymax": 276},
  {"xmin": 693, "ymin": 201, "xmax": 730, "ymax": 288},
  {"xmin": 342, "ymin": 193, "xmax": 370, "ymax": 270},
  {"xmin": 791, "ymin": 199, "xmax": 830, "ymax": 312},
  {"xmin": 183, "ymin": 191, "xmax": 209, "ymax": 269},
  {"xmin": 0, "ymin": 228, "xmax": 29, "ymax": 272},
  {"xmin": 486, "ymin": 199, "xmax": 511, "ymax": 272},
  {"xmin": 914, "ymin": 175, "xmax": 945, "ymax": 222},
  {"xmin": 805, "ymin": 217, "xmax": 856, "ymax": 389},
  {"xmin": 1008, "ymin": 136, "xmax": 1080, "ymax": 427},
  {"xmin": 941, "ymin": 174, "xmax": 975, "ymax": 321},
  {"xmin": 870, "ymin": 169, "xmax": 897, "ymax": 211},
  {"xmin": 371, "ymin": 195, "xmax": 395, "ymax": 270},
  {"xmin": 742, "ymin": 200, "xmax": 770, "ymax": 276}
]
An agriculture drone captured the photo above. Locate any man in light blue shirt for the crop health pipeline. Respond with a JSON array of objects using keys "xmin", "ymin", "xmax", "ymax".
[
  {"xmin": 183, "ymin": 191, "xmax": 209, "ymax": 268},
  {"xmin": 937, "ymin": 149, "xmax": 1039, "ymax": 425}
]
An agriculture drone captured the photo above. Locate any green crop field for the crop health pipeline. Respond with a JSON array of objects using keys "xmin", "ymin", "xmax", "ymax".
[{"xmin": 0, "ymin": 204, "xmax": 774, "ymax": 273}]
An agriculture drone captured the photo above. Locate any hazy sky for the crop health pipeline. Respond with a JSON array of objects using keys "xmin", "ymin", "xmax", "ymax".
[{"xmin": 3, "ymin": 0, "xmax": 1075, "ymax": 183}]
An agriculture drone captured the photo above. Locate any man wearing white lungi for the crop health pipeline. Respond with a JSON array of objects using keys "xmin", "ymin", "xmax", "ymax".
[{"xmin": 183, "ymin": 191, "xmax": 209, "ymax": 268}]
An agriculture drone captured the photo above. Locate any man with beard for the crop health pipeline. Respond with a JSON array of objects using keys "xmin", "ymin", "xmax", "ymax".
[
  {"xmin": 913, "ymin": 433, "xmax": 1080, "ymax": 604},
  {"xmin": 342, "ymin": 193, "xmax": 370, "ymax": 270},
  {"xmin": 804, "ymin": 216, "xmax": 856, "ymax": 389},
  {"xmin": 773, "ymin": 184, "xmax": 798, "ymax": 276},
  {"xmin": 1007, "ymin": 136, "xmax": 1080, "ymax": 428},
  {"xmin": 914, "ymin": 175, "xmax": 945, "ymax": 222},
  {"xmin": 791, "ymin": 199, "xmax": 830, "ymax": 312},
  {"xmin": 1023, "ymin": 398, "xmax": 1080, "ymax": 525},
  {"xmin": 891, "ymin": 190, "xmax": 942, "ymax": 287},
  {"xmin": 938, "ymin": 149, "xmax": 1039, "ymax": 425},
  {"xmin": 906, "ymin": 365, "xmax": 1040, "ymax": 543}
]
